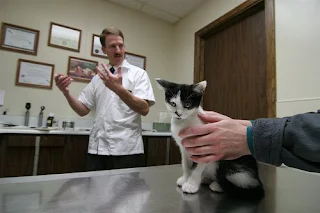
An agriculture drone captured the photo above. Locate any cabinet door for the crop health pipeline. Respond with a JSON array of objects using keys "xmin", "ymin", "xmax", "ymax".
[
  {"xmin": 1, "ymin": 135, "xmax": 36, "ymax": 177},
  {"xmin": 64, "ymin": 135, "xmax": 89, "ymax": 173},
  {"xmin": 146, "ymin": 137, "xmax": 168, "ymax": 166},
  {"xmin": 38, "ymin": 135, "xmax": 66, "ymax": 175},
  {"xmin": 169, "ymin": 138, "xmax": 181, "ymax": 165}
]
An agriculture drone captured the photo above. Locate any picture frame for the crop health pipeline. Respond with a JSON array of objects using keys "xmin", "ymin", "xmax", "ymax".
[
  {"xmin": 0, "ymin": 22, "xmax": 39, "ymax": 55},
  {"xmin": 48, "ymin": 22, "xmax": 81, "ymax": 52},
  {"xmin": 91, "ymin": 34, "xmax": 108, "ymax": 59},
  {"xmin": 16, "ymin": 59, "xmax": 55, "ymax": 89},
  {"xmin": 125, "ymin": 52, "xmax": 146, "ymax": 70},
  {"xmin": 67, "ymin": 56, "xmax": 98, "ymax": 82}
]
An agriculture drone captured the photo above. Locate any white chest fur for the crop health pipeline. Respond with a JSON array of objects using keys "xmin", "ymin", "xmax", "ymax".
[{"xmin": 170, "ymin": 107, "xmax": 205, "ymax": 146}]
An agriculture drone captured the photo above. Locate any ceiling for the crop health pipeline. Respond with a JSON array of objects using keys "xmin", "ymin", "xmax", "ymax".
[{"xmin": 105, "ymin": 0, "xmax": 206, "ymax": 24}]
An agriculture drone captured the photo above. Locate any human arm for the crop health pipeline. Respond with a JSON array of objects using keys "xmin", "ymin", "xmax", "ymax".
[
  {"xmin": 97, "ymin": 64, "xmax": 154, "ymax": 116},
  {"xmin": 114, "ymin": 86, "xmax": 150, "ymax": 116},
  {"xmin": 252, "ymin": 111, "xmax": 320, "ymax": 172},
  {"xmin": 180, "ymin": 110, "xmax": 320, "ymax": 173},
  {"xmin": 54, "ymin": 74, "xmax": 90, "ymax": 116}
]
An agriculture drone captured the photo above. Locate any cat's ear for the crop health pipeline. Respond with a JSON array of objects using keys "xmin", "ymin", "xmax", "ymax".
[
  {"xmin": 193, "ymin": 81, "xmax": 207, "ymax": 93},
  {"xmin": 155, "ymin": 78, "xmax": 173, "ymax": 91}
]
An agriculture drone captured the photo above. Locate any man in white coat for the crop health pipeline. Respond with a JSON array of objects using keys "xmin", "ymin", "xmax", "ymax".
[{"xmin": 55, "ymin": 27, "xmax": 155, "ymax": 171}]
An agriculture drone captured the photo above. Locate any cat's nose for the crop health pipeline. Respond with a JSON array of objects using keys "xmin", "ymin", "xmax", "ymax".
[{"xmin": 175, "ymin": 111, "xmax": 181, "ymax": 117}]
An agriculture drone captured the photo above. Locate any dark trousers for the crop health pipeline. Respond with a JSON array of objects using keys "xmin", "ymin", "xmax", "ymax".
[{"xmin": 86, "ymin": 153, "xmax": 143, "ymax": 171}]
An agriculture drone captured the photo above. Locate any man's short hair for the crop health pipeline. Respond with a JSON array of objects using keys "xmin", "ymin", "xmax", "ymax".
[{"xmin": 100, "ymin": 27, "xmax": 124, "ymax": 47}]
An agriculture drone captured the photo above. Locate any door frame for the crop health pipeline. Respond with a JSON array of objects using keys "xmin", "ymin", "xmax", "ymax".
[{"xmin": 194, "ymin": 0, "xmax": 276, "ymax": 118}]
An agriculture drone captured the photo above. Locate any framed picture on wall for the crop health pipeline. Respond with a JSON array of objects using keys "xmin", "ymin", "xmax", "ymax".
[
  {"xmin": 67, "ymin": 56, "xmax": 98, "ymax": 82},
  {"xmin": 125, "ymin": 52, "xmax": 146, "ymax": 70},
  {"xmin": 16, "ymin": 59, "xmax": 55, "ymax": 89},
  {"xmin": 91, "ymin": 34, "xmax": 108, "ymax": 59},
  {"xmin": 48, "ymin": 22, "xmax": 81, "ymax": 52},
  {"xmin": 0, "ymin": 22, "xmax": 39, "ymax": 55}
]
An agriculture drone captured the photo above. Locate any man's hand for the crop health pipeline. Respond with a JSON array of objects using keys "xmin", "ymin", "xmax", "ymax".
[
  {"xmin": 179, "ymin": 112, "xmax": 251, "ymax": 163},
  {"xmin": 97, "ymin": 64, "xmax": 123, "ymax": 92},
  {"xmin": 55, "ymin": 74, "xmax": 73, "ymax": 95}
]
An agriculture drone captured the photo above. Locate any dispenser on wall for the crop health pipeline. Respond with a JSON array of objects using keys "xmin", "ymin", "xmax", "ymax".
[{"xmin": 24, "ymin": 102, "xmax": 31, "ymax": 126}]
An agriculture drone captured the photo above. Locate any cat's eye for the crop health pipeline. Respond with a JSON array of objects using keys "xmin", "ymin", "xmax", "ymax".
[
  {"xmin": 184, "ymin": 103, "xmax": 192, "ymax": 108},
  {"xmin": 170, "ymin": 101, "xmax": 176, "ymax": 107}
]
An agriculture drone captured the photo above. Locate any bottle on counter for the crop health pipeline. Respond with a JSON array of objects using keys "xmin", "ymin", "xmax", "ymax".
[{"xmin": 46, "ymin": 113, "xmax": 54, "ymax": 127}]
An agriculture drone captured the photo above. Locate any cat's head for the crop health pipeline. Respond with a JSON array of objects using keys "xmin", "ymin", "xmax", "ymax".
[{"xmin": 155, "ymin": 79, "xmax": 207, "ymax": 119}]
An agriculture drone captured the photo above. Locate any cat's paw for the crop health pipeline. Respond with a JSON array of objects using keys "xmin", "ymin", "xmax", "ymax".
[
  {"xmin": 182, "ymin": 182, "xmax": 200, "ymax": 194},
  {"xmin": 177, "ymin": 176, "xmax": 187, "ymax": 186},
  {"xmin": 209, "ymin": 181, "xmax": 223, "ymax": 193}
]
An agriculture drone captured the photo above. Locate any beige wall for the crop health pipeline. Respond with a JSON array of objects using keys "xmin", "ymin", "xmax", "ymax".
[
  {"xmin": 275, "ymin": 0, "xmax": 320, "ymax": 116},
  {"xmin": 2, "ymin": 0, "xmax": 319, "ymax": 122},
  {"xmin": 173, "ymin": 0, "xmax": 320, "ymax": 117},
  {"xmin": 0, "ymin": 0, "xmax": 174, "ymax": 122}
]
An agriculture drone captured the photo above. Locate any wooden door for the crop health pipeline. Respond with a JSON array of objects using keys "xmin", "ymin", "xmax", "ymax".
[{"xmin": 194, "ymin": 0, "xmax": 276, "ymax": 119}]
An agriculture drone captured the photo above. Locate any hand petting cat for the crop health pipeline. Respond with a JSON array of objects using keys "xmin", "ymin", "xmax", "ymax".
[{"xmin": 179, "ymin": 111, "xmax": 252, "ymax": 163}]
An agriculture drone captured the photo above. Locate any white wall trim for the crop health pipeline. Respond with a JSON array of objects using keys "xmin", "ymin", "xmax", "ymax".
[{"xmin": 277, "ymin": 97, "xmax": 320, "ymax": 103}]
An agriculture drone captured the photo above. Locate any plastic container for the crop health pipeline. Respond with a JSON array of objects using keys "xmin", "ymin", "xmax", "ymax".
[{"xmin": 46, "ymin": 113, "xmax": 54, "ymax": 127}]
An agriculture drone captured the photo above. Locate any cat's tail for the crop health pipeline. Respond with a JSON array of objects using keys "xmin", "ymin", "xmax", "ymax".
[{"xmin": 216, "ymin": 170, "xmax": 265, "ymax": 200}]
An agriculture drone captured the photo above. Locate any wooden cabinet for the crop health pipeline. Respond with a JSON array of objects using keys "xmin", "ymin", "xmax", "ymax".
[
  {"xmin": 64, "ymin": 135, "xmax": 89, "ymax": 173},
  {"xmin": 38, "ymin": 135, "xmax": 89, "ymax": 175},
  {"xmin": 38, "ymin": 135, "xmax": 67, "ymax": 175},
  {"xmin": 0, "ymin": 134, "xmax": 180, "ymax": 178},
  {"xmin": 145, "ymin": 137, "xmax": 168, "ymax": 166},
  {"xmin": 169, "ymin": 138, "xmax": 181, "ymax": 164},
  {"xmin": 0, "ymin": 134, "xmax": 36, "ymax": 177},
  {"xmin": 143, "ymin": 136, "xmax": 181, "ymax": 166}
]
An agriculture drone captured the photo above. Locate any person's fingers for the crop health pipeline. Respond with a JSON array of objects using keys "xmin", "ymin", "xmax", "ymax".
[
  {"xmin": 56, "ymin": 75, "xmax": 67, "ymax": 84},
  {"xmin": 60, "ymin": 79, "xmax": 72, "ymax": 88},
  {"xmin": 190, "ymin": 154, "xmax": 222, "ymax": 163},
  {"xmin": 117, "ymin": 67, "xmax": 122, "ymax": 77},
  {"xmin": 96, "ymin": 66, "xmax": 104, "ymax": 73},
  {"xmin": 102, "ymin": 63, "xmax": 113, "ymax": 76},
  {"xmin": 185, "ymin": 145, "xmax": 216, "ymax": 156},
  {"xmin": 56, "ymin": 76, "xmax": 69, "ymax": 87},
  {"xmin": 54, "ymin": 74, "xmax": 62, "ymax": 82},
  {"xmin": 59, "ymin": 77, "xmax": 71, "ymax": 87},
  {"xmin": 179, "ymin": 123, "xmax": 215, "ymax": 138},
  {"xmin": 181, "ymin": 132, "xmax": 218, "ymax": 148},
  {"xmin": 97, "ymin": 69, "xmax": 108, "ymax": 81},
  {"xmin": 198, "ymin": 111, "xmax": 228, "ymax": 123}
]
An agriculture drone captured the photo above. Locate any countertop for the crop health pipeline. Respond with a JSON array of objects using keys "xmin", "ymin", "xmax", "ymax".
[
  {"xmin": 0, "ymin": 127, "xmax": 172, "ymax": 137},
  {"xmin": 0, "ymin": 164, "xmax": 319, "ymax": 213}
]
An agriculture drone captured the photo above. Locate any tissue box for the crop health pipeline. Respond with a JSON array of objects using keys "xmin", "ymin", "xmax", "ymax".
[{"xmin": 153, "ymin": 122, "xmax": 171, "ymax": 132}]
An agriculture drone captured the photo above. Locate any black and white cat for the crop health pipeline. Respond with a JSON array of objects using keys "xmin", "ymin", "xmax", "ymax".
[{"xmin": 156, "ymin": 78, "xmax": 264, "ymax": 200}]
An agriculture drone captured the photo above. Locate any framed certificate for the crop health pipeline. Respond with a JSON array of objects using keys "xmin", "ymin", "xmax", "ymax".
[
  {"xmin": 48, "ymin": 22, "xmax": 81, "ymax": 52},
  {"xmin": 125, "ymin": 52, "xmax": 146, "ymax": 70},
  {"xmin": 16, "ymin": 59, "xmax": 55, "ymax": 89},
  {"xmin": 91, "ymin": 34, "xmax": 108, "ymax": 59},
  {"xmin": 0, "ymin": 22, "xmax": 39, "ymax": 55}
]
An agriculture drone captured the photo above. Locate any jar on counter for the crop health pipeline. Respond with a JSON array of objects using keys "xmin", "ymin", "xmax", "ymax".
[{"xmin": 46, "ymin": 113, "xmax": 54, "ymax": 127}]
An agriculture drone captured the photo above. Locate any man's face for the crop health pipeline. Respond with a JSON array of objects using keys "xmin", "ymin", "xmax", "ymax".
[{"xmin": 102, "ymin": 34, "xmax": 125, "ymax": 66}]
